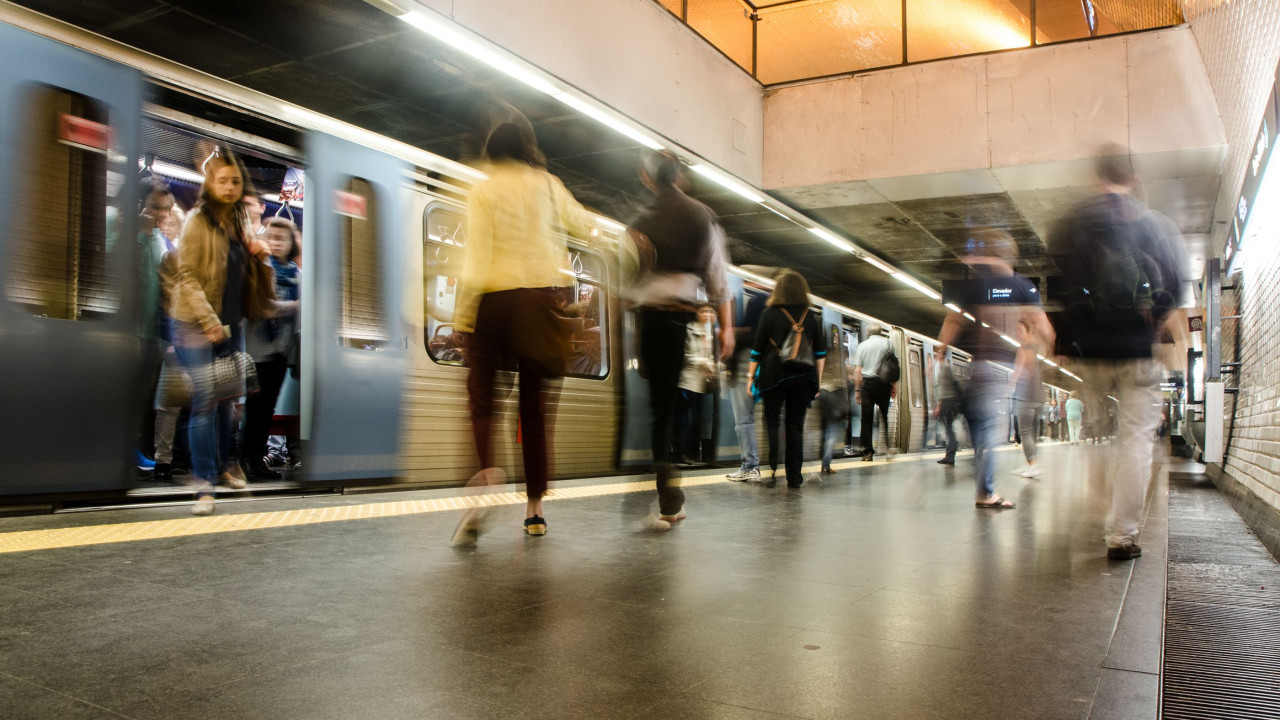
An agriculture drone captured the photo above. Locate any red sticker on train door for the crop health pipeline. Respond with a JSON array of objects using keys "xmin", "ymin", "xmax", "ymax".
[
  {"xmin": 333, "ymin": 190, "xmax": 367, "ymax": 220},
  {"xmin": 57, "ymin": 114, "xmax": 111, "ymax": 153}
]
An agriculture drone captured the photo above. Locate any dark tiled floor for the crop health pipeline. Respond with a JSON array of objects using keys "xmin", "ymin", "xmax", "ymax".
[{"xmin": 0, "ymin": 444, "xmax": 1166, "ymax": 719}]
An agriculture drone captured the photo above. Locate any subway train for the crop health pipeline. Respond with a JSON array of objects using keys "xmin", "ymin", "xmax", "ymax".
[{"xmin": 0, "ymin": 9, "xmax": 1068, "ymax": 508}]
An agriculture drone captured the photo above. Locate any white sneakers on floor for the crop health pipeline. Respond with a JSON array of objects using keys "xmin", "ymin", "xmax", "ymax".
[
  {"xmin": 727, "ymin": 468, "xmax": 761, "ymax": 482},
  {"xmin": 1011, "ymin": 465, "xmax": 1044, "ymax": 478}
]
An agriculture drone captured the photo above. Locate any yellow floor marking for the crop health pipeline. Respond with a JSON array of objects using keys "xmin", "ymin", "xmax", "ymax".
[{"xmin": 0, "ymin": 442, "xmax": 1054, "ymax": 555}]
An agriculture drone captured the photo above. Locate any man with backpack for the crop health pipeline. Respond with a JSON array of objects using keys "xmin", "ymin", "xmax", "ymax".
[
  {"xmin": 853, "ymin": 323, "xmax": 898, "ymax": 461},
  {"xmin": 1048, "ymin": 151, "xmax": 1186, "ymax": 559}
]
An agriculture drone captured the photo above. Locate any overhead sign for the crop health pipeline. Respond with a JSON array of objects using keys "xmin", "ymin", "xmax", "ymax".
[{"xmin": 1189, "ymin": 316, "xmax": 1204, "ymax": 333}]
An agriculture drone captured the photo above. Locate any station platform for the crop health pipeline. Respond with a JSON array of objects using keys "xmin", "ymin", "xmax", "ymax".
[{"xmin": 0, "ymin": 443, "xmax": 1168, "ymax": 720}]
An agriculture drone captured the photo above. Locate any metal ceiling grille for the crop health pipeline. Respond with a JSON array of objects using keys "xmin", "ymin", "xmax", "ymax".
[{"xmin": 1163, "ymin": 473, "xmax": 1280, "ymax": 719}]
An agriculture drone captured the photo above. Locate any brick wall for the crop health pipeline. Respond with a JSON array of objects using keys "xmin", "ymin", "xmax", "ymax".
[{"xmin": 1182, "ymin": 0, "xmax": 1280, "ymax": 511}]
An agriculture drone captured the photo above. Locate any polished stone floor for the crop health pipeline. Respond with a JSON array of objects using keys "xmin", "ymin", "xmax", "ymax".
[{"xmin": 0, "ymin": 443, "xmax": 1166, "ymax": 719}]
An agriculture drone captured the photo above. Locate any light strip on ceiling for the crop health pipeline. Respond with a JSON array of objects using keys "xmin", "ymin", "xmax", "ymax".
[
  {"xmin": 893, "ymin": 272, "xmax": 943, "ymax": 301},
  {"xmin": 809, "ymin": 227, "xmax": 857, "ymax": 253},
  {"xmin": 690, "ymin": 164, "xmax": 765, "ymax": 203},
  {"xmin": 399, "ymin": 9, "xmax": 558, "ymax": 95},
  {"xmin": 861, "ymin": 255, "xmax": 897, "ymax": 274},
  {"xmin": 999, "ymin": 333, "xmax": 1021, "ymax": 347},
  {"xmin": 1038, "ymin": 354, "xmax": 1059, "ymax": 367},
  {"xmin": 944, "ymin": 303, "xmax": 963, "ymax": 314},
  {"xmin": 147, "ymin": 160, "xmax": 205, "ymax": 184},
  {"xmin": 962, "ymin": 312, "xmax": 977, "ymax": 323},
  {"xmin": 553, "ymin": 92, "xmax": 663, "ymax": 150}
]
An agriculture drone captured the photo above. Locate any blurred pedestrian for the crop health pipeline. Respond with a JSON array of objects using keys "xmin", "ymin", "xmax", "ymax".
[
  {"xmin": 938, "ymin": 229, "xmax": 1053, "ymax": 510},
  {"xmin": 725, "ymin": 285, "xmax": 767, "ymax": 482},
  {"xmin": 451, "ymin": 122, "xmax": 591, "ymax": 544},
  {"xmin": 1065, "ymin": 392, "xmax": 1084, "ymax": 443},
  {"xmin": 932, "ymin": 346, "xmax": 963, "ymax": 466},
  {"xmin": 1009, "ymin": 318, "xmax": 1045, "ymax": 478},
  {"xmin": 628, "ymin": 151, "xmax": 734, "ymax": 529},
  {"xmin": 1048, "ymin": 150, "xmax": 1185, "ymax": 559},
  {"xmin": 675, "ymin": 304, "xmax": 720, "ymax": 465},
  {"xmin": 747, "ymin": 270, "xmax": 825, "ymax": 488}
]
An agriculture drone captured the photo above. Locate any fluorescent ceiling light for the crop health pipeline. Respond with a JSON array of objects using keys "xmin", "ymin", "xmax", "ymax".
[
  {"xmin": 893, "ymin": 272, "xmax": 942, "ymax": 301},
  {"xmin": 980, "ymin": 321, "xmax": 991, "ymax": 328},
  {"xmin": 733, "ymin": 267, "xmax": 777, "ymax": 287},
  {"xmin": 690, "ymin": 164, "xmax": 764, "ymax": 203},
  {"xmin": 962, "ymin": 312, "xmax": 976, "ymax": 323},
  {"xmin": 554, "ymin": 92, "xmax": 663, "ymax": 149},
  {"xmin": 861, "ymin": 255, "xmax": 896, "ymax": 274},
  {"xmin": 400, "ymin": 10, "xmax": 558, "ymax": 95},
  {"xmin": 147, "ymin": 160, "xmax": 205, "ymax": 184},
  {"xmin": 999, "ymin": 333, "xmax": 1021, "ymax": 347},
  {"xmin": 809, "ymin": 227, "xmax": 856, "ymax": 253},
  {"xmin": 944, "ymin": 303, "xmax": 963, "ymax": 314}
]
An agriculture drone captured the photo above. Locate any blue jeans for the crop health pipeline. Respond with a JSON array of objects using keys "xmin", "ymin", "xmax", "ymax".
[
  {"xmin": 728, "ymin": 378, "xmax": 758, "ymax": 471},
  {"xmin": 965, "ymin": 364, "xmax": 1010, "ymax": 499},
  {"xmin": 821, "ymin": 419, "xmax": 844, "ymax": 470},
  {"xmin": 172, "ymin": 321, "xmax": 240, "ymax": 497}
]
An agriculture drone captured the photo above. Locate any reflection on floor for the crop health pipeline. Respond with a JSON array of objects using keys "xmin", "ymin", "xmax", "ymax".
[{"xmin": 0, "ymin": 444, "xmax": 1164, "ymax": 719}]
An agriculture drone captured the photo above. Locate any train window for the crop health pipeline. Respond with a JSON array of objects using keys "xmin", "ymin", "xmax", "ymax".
[
  {"xmin": 338, "ymin": 177, "xmax": 387, "ymax": 350},
  {"xmin": 424, "ymin": 207, "xmax": 467, "ymax": 365},
  {"xmin": 908, "ymin": 347, "xmax": 924, "ymax": 408},
  {"xmin": 566, "ymin": 250, "xmax": 609, "ymax": 380},
  {"xmin": 6, "ymin": 85, "xmax": 122, "ymax": 320}
]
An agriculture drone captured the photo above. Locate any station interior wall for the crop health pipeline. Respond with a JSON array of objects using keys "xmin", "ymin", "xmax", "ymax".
[
  {"xmin": 1181, "ymin": 0, "xmax": 1280, "ymax": 525},
  {"xmin": 405, "ymin": 0, "xmax": 764, "ymax": 186}
]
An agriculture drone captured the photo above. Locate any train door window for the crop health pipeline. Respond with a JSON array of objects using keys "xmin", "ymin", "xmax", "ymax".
[
  {"xmin": 908, "ymin": 346, "xmax": 923, "ymax": 408},
  {"xmin": 566, "ymin": 250, "xmax": 609, "ymax": 379},
  {"xmin": 338, "ymin": 177, "xmax": 387, "ymax": 350},
  {"xmin": 7, "ymin": 86, "xmax": 123, "ymax": 320},
  {"xmin": 424, "ymin": 206, "xmax": 467, "ymax": 365}
]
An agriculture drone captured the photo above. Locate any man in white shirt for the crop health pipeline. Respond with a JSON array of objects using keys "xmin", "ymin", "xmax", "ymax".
[{"xmin": 853, "ymin": 323, "xmax": 895, "ymax": 461}]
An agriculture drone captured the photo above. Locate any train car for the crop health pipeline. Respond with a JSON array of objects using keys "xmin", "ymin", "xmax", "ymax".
[{"xmin": 0, "ymin": 7, "xmax": 1036, "ymax": 509}]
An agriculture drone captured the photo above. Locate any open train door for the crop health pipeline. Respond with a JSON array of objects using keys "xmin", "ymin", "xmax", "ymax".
[
  {"xmin": 0, "ymin": 24, "xmax": 144, "ymax": 495},
  {"xmin": 302, "ymin": 133, "xmax": 408, "ymax": 483}
]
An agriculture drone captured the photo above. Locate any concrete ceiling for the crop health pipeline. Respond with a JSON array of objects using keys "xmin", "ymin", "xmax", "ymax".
[{"xmin": 8, "ymin": 0, "xmax": 1213, "ymax": 345}]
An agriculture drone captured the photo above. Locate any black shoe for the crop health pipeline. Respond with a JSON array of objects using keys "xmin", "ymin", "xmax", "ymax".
[
  {"xmin": 244, "ymin": 460, "xmax": 282, "ymax": 481},
  {"xmin": 153, "ymin": 463, "xmax": 173, "ymax": 482},
  {"xmin": 1107, "ymin": 542, "xmax": 1142, "ymax": 560},
  {"xmin": 171, "ymin": 462, "xmax": 191, "ymax": 476},
  {"xmin": 764, "ymin": 471, "xmax": 778, "ymax": 488},
  {"xmin": 937, "ymin": 458, "xmax": 955, "ymax": 466},
  {"xmin": 862, "ymin": 451, "xmax": 875, "ymax": 462}
]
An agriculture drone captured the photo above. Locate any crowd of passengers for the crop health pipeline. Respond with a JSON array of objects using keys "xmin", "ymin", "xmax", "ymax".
[
  {"xmin": 133, "ymin": 148, "xmax": 302, "ymax": 516},
  {"xmin": 451, "ymin": 123, "xmax": 1184, "ymax": 564}
]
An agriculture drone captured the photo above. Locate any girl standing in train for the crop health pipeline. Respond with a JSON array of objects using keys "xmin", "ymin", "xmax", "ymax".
[
  {"xmin": 451, "ymin": 122, "xmax": 591, "ymax": 544},
  {"xmin": 241, "ymin": 217, "xmax": 302, "ymax": 481},
  {"xmin": 170, "ymin": 147, "xmax": 275, "ymax": 515},
  {"xmin": 748, "ymin": 270, "xmax": 826, "ymax": 489}
]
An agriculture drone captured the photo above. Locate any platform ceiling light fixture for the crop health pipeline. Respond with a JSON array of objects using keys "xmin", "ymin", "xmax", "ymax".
[
  {"xmin": 861, "ymin": 255, "xmax": 897, "ymax": 274},
  {"xmin": 690, "ymin": 164, "xmax": 765, "ymax": 203},
  {"xmin": 553, "ymin": 92, "xmax": 663, "ymax": 150},
  {"xmin": 399, "ymin": 9, "xmax": 558, "ymax": 95},
  {"xmin": 809, "ymin": 227, "xmax": 857, "ymax": 253},
  {"xmin": 893, "ymin": 272, "xmax": 943, "ymax": 301},
  {"xmin": 962, "ymin": 312, "xmax": 976, "ymax": 323},
  {"xmin": 145, "ymin": 159, "xmax": 205, "ymax": 184},
  {"xmin": 944, "ymin": 303, "xmax": 963, "ymax": 314}
]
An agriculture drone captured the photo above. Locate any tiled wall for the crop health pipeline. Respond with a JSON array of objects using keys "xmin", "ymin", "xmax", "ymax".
[{"xmin": 1182, "ymin": 0, "xmax": 1280, "ymax": 510}]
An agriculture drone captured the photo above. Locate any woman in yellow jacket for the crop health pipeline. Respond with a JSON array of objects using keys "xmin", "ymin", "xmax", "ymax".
[
  {"xmin": 170, "ymin": 147, "xmax": 274, "ymax": 516},
  {"xmin": 451, "ymin": 123, "xmax": 590, "ymax": 544}
]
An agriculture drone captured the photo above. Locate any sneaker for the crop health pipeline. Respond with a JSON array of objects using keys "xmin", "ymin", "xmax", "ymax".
[
  {"xmin": 134, "ymin": 450, "xmax": 156, "ymax": 472},
  {"xmin": 220, "ymin": 468, "xmax": 247, "ymax": 490},
  {"xmin": 640, "ymin": 516, "xmax": 672, "ymax": 533},
  {"xmin": 1011, "ymin": 465, "xmax": 1033, "ymax": 477},
  {"xmin": 244, "ymin": 460, "xmax": 281, "ymax": 481},
  {"xmin": 861, "ymin": 451, "xmax": 875, "ymax": 462},
  {"xmin": 523, "ymin": 516, "xmax": 547, "ymax": 536},
  {"xmin": 1107, "ymin": 542, "xmax": 1142, "ymax": 560},
  {"xmin": 1021, "ymin": 466, "xmax": 1044, "ymax": 478},
  {"xmin": 153, "ymin": 463, "xmax": 173, "ymax": 482},
  {"xmin": 821, "ymin": 467, "xmax": 837, "ymax": 475},
  {"xmin": 451, "ymin": 508, "xmax": 484, "ymax": 547},
  {"xmin": 727, "ymin": 468, "xmax": 760, "ymax": 482},
  {"xmin": 191, "ymin": 496, "xmax": 215, "ymax": 516},
  {"xmin": 659, "ymin": 507, "xmax": 686, "ymax": 523}
]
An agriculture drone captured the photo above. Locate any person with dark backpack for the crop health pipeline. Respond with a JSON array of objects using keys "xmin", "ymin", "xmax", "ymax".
[
  {"xmin": 1048, "ymin": 150, "xmax": 1186, "ymax": 559},
  {"xmin": 747, "ymin": 270, "xmax": 826, "ymax": 488},
  {"xmin": 853, "ymin": 322, "xmax": 896, "ymax": 461}
]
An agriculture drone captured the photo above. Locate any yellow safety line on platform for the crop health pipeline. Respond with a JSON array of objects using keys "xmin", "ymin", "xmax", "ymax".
[{"xmin": 0, "ymin": 443, "xmax": 1051, "ymax": 555}]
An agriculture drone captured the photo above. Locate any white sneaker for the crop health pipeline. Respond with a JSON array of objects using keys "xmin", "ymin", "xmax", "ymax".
[
  {"xmin": 1021, "ymin": 466, "xmax": 1044, "ymax": 478},
  {"xmin": 727, "ymin": 468, "xmax": 760, "ymax": 482},
  {"xmin": 191, "ymin": 496, "xmax": 215, "ymax": 516},
  {"xmin": 1011, "ymin": 466, "xmax": 1033, "ymax": 477},
  {"xmin": 640, "ymin": 515, "xmax": 672, "ymax": 533}
]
